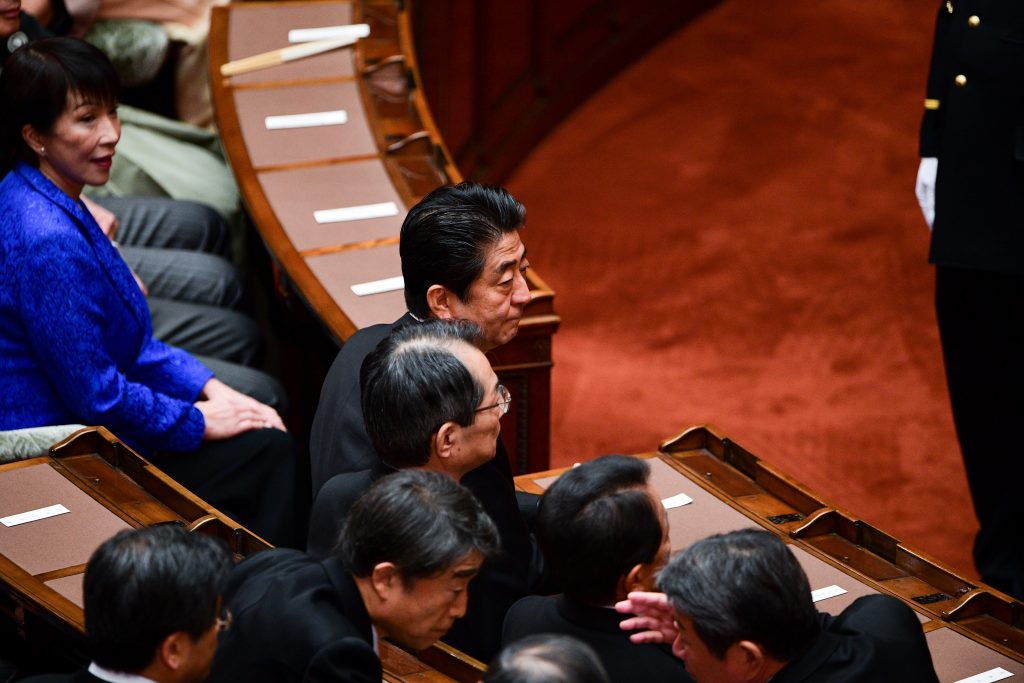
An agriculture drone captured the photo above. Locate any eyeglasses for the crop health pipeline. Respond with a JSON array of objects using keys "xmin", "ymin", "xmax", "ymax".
[
  {"xmin": 475, "ymin": 384, "xmax": 511, "ymax": 415},
  {"xmin": 216, "ymin": 607, "xmax": 233, "ymax": 633}
]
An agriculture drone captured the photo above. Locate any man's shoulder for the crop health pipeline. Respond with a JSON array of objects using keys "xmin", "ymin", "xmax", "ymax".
[
  {"xmin": 19, "ymin": 670, "xmax": 99, "ymax": 683},
  {"xmin": 502, "ymin": 595, "xmax": 567, "ymax": 639}
]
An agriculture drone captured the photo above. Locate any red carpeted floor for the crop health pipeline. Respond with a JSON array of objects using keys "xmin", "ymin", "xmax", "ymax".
[{"xmin": 506, "ymin": 0, "xmax": 977, "ymax": 578}]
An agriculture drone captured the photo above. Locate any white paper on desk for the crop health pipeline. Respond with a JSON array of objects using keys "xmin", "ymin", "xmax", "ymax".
[
  {"xmin": 313, "ymin": 202, "xmax": 399, "ymax": 225},
  {"xmin": 955, "ymin": 669, "xmax": 1014, "ymax": 683},
  {"xmin": 288, "ymin": 23, "xmax": 371, "ymax": 44},
  {"xmin": 1, "ymin": 503, "xmax": 70, "ymax": 527},
  {"xmin": 265, "ymin": 110, "xmax": 348, "ymax": 130},
  {"xmin": 661, "ymin": 492, "xmax": 693, "ymax": 509},
  {"xmin": 810, "ymin": 584, "xmax": 847, "ymax": 603},
  {"xmin": 351, "ymin": 276, "xmax": 404, "ymax": 297}
]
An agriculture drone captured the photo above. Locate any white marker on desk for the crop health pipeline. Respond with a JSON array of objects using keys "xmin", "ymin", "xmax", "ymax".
[
  {"xmin": 288, "ymin": 23, "xmax": 370, "ymax": 44},
  {"xmin": 810, "ymin": 584, "xmax": 847, "ymax": 603},
  {"xmin": 313, "ymin": 201, "xmax": 399, "ymax": 225},
  {"xmin": 265, "ymin": 110, "xmax": 348, "ymax": 130},
  {"xmin": 1, "ymin": 503, "xmax": 70, "ymax": 527},
  {"xmin": 351, "ymin": 276, "xmax": 404, "ymax": 297},
  {"xmin": 955, "ymin": 668, "xmax": 1013, "ymax": 683},
  {"xmin": 661, "ymin": 492, "xmax": 693, "ymax": 509}
]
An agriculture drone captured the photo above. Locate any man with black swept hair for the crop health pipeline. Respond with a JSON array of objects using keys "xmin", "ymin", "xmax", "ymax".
[
  {"xmin": 310, "ymin": 181, "xmax": 531, "ymax": 489},
  {"xmin": 22, "ymin": 524, "xmax": 232, "ymax": 683},
  {"xmin": 502, "ymin": 456, "xmax": 687, "ymax": 682},
  {"xmin": 308, "ymin": 182, "xmax": 538, "ymax": 661}
]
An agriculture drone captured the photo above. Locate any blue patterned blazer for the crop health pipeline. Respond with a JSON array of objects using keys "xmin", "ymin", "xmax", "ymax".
[{"xmin": 0, "ymin": 163, "xmax": 212, "ymax": 453}]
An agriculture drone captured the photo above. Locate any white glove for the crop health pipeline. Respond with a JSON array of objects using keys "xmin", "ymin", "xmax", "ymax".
[{"xmin": 915, "ymin": 157, "xmax": 938, "ymax": 230}]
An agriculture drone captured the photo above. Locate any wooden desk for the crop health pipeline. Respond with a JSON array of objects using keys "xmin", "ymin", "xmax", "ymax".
[
  {"xmin": 208, "ymin": 0, "xmax": 559, "ymax": 473},
  {"xmin": 517, "ymin": 425, "xmax": 1024, "ymax": 683},
  {"xmin": 0, "ymin": 428, "xmax": 484, "ymax": 682}
]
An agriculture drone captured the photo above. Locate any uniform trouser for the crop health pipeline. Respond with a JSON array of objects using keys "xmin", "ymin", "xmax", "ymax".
[{"xmin": 935, "ymin": 265, "xmax": 1024, "ymax": 598}]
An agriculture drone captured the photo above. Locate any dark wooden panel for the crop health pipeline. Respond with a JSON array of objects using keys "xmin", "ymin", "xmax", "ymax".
[{"xmin": 412, "ymin": 0, "xmax": 723, "ymax": 182}]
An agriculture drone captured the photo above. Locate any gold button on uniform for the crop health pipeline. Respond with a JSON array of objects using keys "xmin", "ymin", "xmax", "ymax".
[
  {"xmin": 968, "ymin": 15, "xmax": 980, "ymax": 27},
  {"xmin": 955, "ymin": 74, "xmax": 968, "ymax": 87}
]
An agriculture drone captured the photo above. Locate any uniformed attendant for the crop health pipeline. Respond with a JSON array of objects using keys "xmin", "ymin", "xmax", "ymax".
[{"xmin": 914, "ymin": 1, "xmax": 1024, "ymax": 599}]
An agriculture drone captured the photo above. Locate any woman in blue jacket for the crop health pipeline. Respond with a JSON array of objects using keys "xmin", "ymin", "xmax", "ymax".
[{"xmin": 0, "ymin": 37, "xmax": 306, "ymax": 548}]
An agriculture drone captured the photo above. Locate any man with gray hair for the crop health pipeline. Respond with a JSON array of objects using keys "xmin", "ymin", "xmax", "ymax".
[
  {"xmin": 617, "ymin": 529, "xmax": 939, "ymax": 683},
  {"xmin": 307, "ymin": 319, "xmax": 528, "ymax": 660}
]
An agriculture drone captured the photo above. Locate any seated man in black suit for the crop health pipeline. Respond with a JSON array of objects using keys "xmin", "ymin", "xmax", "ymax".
[
  {"xmin": 308, "ymin": 319, "xmax": 532, "ymax": 660},
  {"xmin": 208, "ymin": 469, "xmax": 499, "ymax": 683},
  {"xmin": 617, "ymin": 528, "xmax": 940, "ymax": 683},
  {"xmin": 22, "ymin": 524, "xmax": 232, "ymax": 683},
  {"xmin": 309, "ymin": 181, "xmax": 532, "ymax": 491},
  {"xmin": 501, "ymin": 456, "xmax": 689, "ymax": 683},
  {"xmin": 485, "ymin": 634, "xmax": 610, "ymax": 683}
]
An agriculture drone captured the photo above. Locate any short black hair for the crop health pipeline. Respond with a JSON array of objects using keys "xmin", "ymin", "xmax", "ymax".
[
  {"xmin": 0, "ymin": 37, "xmax": 120, "ymax": 174},
  {"xmin": 400, "ymin": 182, "xmax": 526, "ymax": 319},
  {"xmin": 84, "ymin": 524, "xmax": 232, "ymax": 673},
  {"xmin": 360, "ymin": 319, "xmax": 484, "ymax": 469},
  {"xmin": 485, "ymin": 634, "xmax": 610, "ymax": 683},
  {"xmin": 537, "ymin": 455, "xmax": 663, "ymax": 605},
  {"xmin": 338, "ymin": 469, "xmax": 499, "ymax": 584},
  {"xmin": 659, "ymin": 529, "xmax": 819, "ymax": 662}
]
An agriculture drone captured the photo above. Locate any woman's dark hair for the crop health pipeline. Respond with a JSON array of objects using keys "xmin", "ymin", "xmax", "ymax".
[{"xmin": 0, "ymin": 37, "xmax": 120, "ymax": 174}]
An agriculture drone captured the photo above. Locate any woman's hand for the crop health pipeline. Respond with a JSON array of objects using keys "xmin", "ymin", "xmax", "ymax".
[
  {"xmin": 81, "ymin": 195, "xmax": 119, "ymax": 240},
  {"xmin": 196, "ymin": 378, "xmax": 286, "ymax": 441}
]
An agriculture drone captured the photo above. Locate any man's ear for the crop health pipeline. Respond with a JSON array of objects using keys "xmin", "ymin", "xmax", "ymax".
[
  {"xmin": 433, "ymin": 422, "xmax": 459, "ymax": 462},
  {"xmin": 370, "ymin": 561, "xmax": 401, "ymax": 601},
  {"xmin": 622, "ymin": 562, "xmax": 653, "ymax": 594},
  {"xmin": 426, "ymin": 284, "xmax": 456, "ymax": 319},
  {"xmin": 725, "ymin": 640, "xmax": 767, "ymax": 680},
  {"xmin": 157, "ymin": 631, "xmax": 191, "ymax": 672}
]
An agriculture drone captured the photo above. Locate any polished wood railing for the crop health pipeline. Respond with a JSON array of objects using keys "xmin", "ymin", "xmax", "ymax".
[{"xmin": 208, "ymin": 0, "xmax": 558, "ymax": 472}]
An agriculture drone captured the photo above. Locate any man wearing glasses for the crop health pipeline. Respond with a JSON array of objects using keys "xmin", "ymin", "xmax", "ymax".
[
  {"xmin": 21, "ymin": 524, "xmax": 232, "ymax": 683},
  {"xmin": 307, "ymin": 319, "xmax": 527, "ymax": 661},
  {"xmin": 309, "ymin": 181, "xmax": 532, "ymax": 493}
]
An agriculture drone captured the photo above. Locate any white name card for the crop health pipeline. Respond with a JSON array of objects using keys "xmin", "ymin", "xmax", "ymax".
[
  {"xmin": 661, "ymin": 492, "xmax": 693, "ymax": 509},
  {"xmin": 1, "ymin": 503, "xmax": 70, "ymax": 527},
  {"xmin": 313, "ymin": 202, "xmax": 399, "ymax": 225},
  {"xmin": 351, "ymin": 276, "xmax": 404, "ymax": 297},
  {"xmin": 265, "ymin": 110, "xmax": 348, "ymax": 130},
  {"xmin": 955, "ymin": 668, "xmax": 1014, "ymax": 683},
  {"xmin": 288, "ymin": 23, "xmax": 371, "ymax": 44},
  {"xmin": 810, "ymin": 584, "xmax": 847, "ymax": 603}
]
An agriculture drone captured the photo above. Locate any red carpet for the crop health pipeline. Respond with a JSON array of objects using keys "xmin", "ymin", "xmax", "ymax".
[{"xmin": 507, "ymin": 0, "xmax": 976, "ymax": 578}]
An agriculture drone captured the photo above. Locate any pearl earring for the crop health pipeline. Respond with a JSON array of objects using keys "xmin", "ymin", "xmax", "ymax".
[{"xmin": 39, "ymin": 146, "xmax": 45, "ymax": 156}]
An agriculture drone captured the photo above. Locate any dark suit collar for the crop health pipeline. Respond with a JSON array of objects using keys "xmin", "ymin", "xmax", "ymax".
[
  {"xmin": 321, "ymin": 556, "xmax": 374, "ymax": 645},
  {"xmin": 555, "ymin": 595, "xmax": 628, "ymax": 634},
  {"xmin": 394, "ymin": 312, "xmax": 418, "ymax": 327},
  {"xmin": 767, "ymin": 626, "xmax": 837, "ymax": 683}
]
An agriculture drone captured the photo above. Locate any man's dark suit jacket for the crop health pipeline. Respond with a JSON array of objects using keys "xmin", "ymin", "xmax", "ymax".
[
  {"xmin": 502, "ymin": 595, "xmax": 693, "ymax": 683},
  {"xmin": 306, "ymin": 313, "xmax": 536, "ymax": 662},
  {"xmin": 772, "ymin": 595, "xmax": 938, "ymax": 683},
  {"xmin": 310, "ymin": 315, "xmax": 414, "ymax": 494},
  {"xmin": 306, "ymin": 461, "xmax": 531, "ymax": 662},
  {"xmin": 206, "ymin": 549, "xmax": 380, "ymax": 683},
  {"xmin": 18, "ymin": 671, "xmax": 103, "ymax": 683}
]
